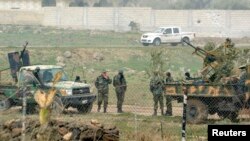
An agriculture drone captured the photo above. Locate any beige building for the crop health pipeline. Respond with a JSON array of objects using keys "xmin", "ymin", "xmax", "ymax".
[{"xmin": 0, "ymin": 0, "xmax": 71, "ymax": 10}]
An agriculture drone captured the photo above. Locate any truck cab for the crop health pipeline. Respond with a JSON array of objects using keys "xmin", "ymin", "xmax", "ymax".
[{"xmin": 140, "ymin": 26, "xmax": 195, "ymax": 46}]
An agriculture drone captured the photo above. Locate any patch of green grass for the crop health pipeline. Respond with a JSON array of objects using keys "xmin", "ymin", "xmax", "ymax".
[{"xmin": 0, "ymin": 25, "xmax": 141, "ymax": 47}]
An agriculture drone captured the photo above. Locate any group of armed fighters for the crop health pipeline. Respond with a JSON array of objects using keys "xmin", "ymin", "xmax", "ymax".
[
  {"xmin": 150, "ymin": 38, "xmax": 248, "ymax": 116},
  {"xmin": 95, "ymin": 69, "xmax": 127, "ymax": 113}
]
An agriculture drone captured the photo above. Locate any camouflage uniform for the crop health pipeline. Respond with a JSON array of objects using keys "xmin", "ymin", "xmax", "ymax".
[
  {"xmin": 238, "ymin": 67, "xmax": 247, "ymax": 94},
  {"xmin": 150, "ymin": 74, "xmax": 164, "ymax": 116},
  {"xmin": 233, "ymin": 66, "xmax": 248, "ymax": 106},
  {"xmin": 113, "ymin": 70, "xmax": 127, "ymax": 113},
  {"xmin": 165, "ymin": 74, "xmax": 174, "ymax": 116},
  {"xmin": 95, "ymin": 74, "xmax": 112, "ymax": 113}
]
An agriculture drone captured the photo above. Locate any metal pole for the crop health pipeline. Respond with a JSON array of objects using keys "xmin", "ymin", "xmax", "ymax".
[
  {"xmin": 181, "ymin": 87, "xmax": 188, "ymax": 141},
  {"xmin": 134, "ymin": 102, "xmax": 138, "ymax": 141},
  {"xmin": 22, "ymin": 87, "xmax": 27, "ymax": 141}
]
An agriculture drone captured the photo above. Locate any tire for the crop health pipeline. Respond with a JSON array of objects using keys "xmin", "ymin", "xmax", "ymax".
[
  {"xmin": 187, "ymin": 99, "xmax": 208, "ymax": 124},
  {"xmin": 51, "ymin": 96, "xmax": 64, "ymax": 115},
  {"xmin": 182, "ymin": 37, "xmax": 190, "ymax": 46},
  {"xmin": 153, "ymin": 38, "xmax": 161, "ymax": 46},
  {"xmin": 26, "ymin": 104, "xmax": 39, "ymax": 114},
  {"xmin": 77, "ymin": 103, "xmax": 93, "ymax": 114},
  {"xmin": 142, "ymin": 43, "xmax": 149, "ymax": 46},
  {"xmin": 0, "ymin": 94, "xmax": 11, "ymax": 111}
]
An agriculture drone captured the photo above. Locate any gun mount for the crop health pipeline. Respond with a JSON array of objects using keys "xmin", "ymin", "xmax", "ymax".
[{"xmin": 182, "ymin": 38, "xmax": 239, "ymax": 83}]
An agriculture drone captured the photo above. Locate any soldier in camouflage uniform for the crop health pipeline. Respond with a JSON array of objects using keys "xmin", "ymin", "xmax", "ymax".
[
  {"xmin": 238, "ymin": 65, "xmax": 247, "ymax": 94},
  {"xmin": 113, "ymin": 69, "xmax": 127, "ymax": 113},
  {"xmin": 165, "ymin": 72, "xmax": 174, "ymax": 116},
  {"xmin": 95, "ymin": 70, "xmax": 112, "ymax": 113},
  {"xmin": 150, "ymin": 72, "xmax": 164, "ymax": 116}
]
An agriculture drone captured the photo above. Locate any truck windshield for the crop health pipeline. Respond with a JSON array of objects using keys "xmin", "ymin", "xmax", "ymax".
[
  {"xmin": 154, "ymin": 28, "xmax": 165, "ymax": 33},
  {"xmin": 40, "ymin": 68, "xmax": 68, "ymax": 83}
]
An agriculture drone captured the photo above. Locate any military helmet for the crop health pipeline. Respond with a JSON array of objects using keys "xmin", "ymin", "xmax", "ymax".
[
  {"xmin": 34, "ymin": 67, "xmax": 40, "ymax": 72},
  {"xmin": 226, "ymin": 38, "xmax": 231, "ymax": 42},
  {"xmin": 238, "ymin": 64, "xmax": 247, "ymax": 69},
  {"xmin": 102, "ymin": 69, "xmax": 108, "ymax": 73}
]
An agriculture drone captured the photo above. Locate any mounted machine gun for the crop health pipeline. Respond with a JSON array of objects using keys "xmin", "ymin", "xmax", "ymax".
[{"xmin": 182, "ymin": 39, "xmax": 219, "ymax": 82}]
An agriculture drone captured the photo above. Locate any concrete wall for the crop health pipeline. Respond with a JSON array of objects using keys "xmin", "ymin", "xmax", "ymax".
[
  {"xmin": 0, "ymin": 7, "xmax": 250, "ymax": 37},
  {"xmin": 0, "ymin": 10, "xmax": 43, "ymax": 25}
]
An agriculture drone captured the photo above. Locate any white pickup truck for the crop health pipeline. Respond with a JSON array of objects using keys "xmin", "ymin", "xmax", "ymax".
[{"xmin": 140, "ymin": 26, "xmax": 195, "ymax": 46}]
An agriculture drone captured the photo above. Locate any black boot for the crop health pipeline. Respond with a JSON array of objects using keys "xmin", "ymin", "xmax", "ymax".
[
  {"xmin": 118, "ymin": 108, "xmax": 123, "ymax": 113},
  {"xmin": 97, "ymin": 105, "xmax": 101, "ymax": 112},
  {"xmin": 165, "ymin": 111, "xmax": 172, "ymax": 116}
]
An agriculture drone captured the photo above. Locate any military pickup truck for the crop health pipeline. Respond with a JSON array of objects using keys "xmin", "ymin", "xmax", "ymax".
[
  {"xmin": 165, "ymin": 39, "xmax": 250, "ymax": 124},
  {"xmin": 0, "ymin": 65, "xmax": 96, "ymax": 114},
  {"xmin": 140, "ymin": 26, "xmax": 195, "ymax": 46}
]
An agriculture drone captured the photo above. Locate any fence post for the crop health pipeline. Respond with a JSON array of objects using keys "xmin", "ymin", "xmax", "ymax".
[
  {"xmin": 181, "ymin": 87, "xmax": 188, "ymax": 141},
  {"xmin": 22, "ymin": 87, "xmax": 27, "ymax": 141}
]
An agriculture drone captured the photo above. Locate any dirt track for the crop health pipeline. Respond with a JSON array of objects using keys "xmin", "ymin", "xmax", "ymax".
[{"xmin": 2, "ymin": 104, "xmax": 250, "ymax": 122}]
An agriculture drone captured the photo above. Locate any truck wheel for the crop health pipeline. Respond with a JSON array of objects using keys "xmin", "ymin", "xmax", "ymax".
[
  {"xmin": 26, "ymin": 104, "xmax": 39, "ymax": 114},
  {"xmin": 51, "ymin": 97, "xmax": 64, "ymax": 114},
  {"xmin": 182, "ymin": 37, "xmax": 190, "ymax": 46},
  {"xmin": 187, "ymin": 99, "xmax": 208, "ymax": 124},
  {"xmin": 153, "ymin": 38, "xmax": 161, "ymax": 46},
  {"xmin": 0, "ymin": 95, "xmax": 11, "ymax": 111},
  {"xmin": 77, "ymin": 103, "xmax": 93, "ymax": 114},
  {"xmin": 142, "ymin": 43, "xmax": 149, "ymax": 46}
]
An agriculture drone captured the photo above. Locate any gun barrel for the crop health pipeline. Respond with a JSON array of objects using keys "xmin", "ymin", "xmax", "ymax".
[
  {"xmin": 182, "ymin": 39, "xmax": 207, "ymax": 55},
  {"xmin": 19, "ymin": 41, "xmax": 29, "ymax": 59}
]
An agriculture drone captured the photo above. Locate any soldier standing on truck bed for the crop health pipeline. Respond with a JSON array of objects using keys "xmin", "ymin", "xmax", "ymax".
[
  {"xmin": 165, "ymin": 72, "xmax": 174, "ymax": 116},
  {"xmin": 95, "ymin": 69, "xmax": 112, "ymax": 113},
  {"xmin": 238, "ymin": 65, "xmax": 247, "ymax": 94},
  {"xmin": 150, "ymin": 71, "xmax": 164, "ymax": 116},
  {"xmin": 113, "ymin": 69, "xmax": 127, "ymax": 113}
]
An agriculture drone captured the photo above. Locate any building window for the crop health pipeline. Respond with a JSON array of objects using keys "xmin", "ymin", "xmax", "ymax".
[{"xmin": 42, "ymin": 0, "xmax": 56, "ymax": 7}]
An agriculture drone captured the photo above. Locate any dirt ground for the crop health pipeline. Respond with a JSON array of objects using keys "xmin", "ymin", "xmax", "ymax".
[{"xmin": 2, "ymin": 104, "xmax": 249, "ymax": 121}]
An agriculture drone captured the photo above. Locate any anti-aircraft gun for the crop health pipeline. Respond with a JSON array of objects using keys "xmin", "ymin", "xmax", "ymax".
[
  {"xmin": 182, "ymin": 38, "xmax": 238, "ymax": 83},
  {"xmin": 165, "ymin": 39, "xmax": 249, "ymax": 124},
  {"xmin": 7, "ymin": 41, "xmax": 30, "ymax": 83}
]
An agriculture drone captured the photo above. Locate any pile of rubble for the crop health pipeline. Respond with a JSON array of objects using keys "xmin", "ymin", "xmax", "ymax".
[{"xmin": 0, "ymin": 119, "xmax": 119, "ymax": 141}]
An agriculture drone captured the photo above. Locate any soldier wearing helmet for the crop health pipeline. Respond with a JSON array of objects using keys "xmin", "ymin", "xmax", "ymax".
[{"xmin": 238, "ymin": 65, "xmax": 247, "ymax": 94}]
